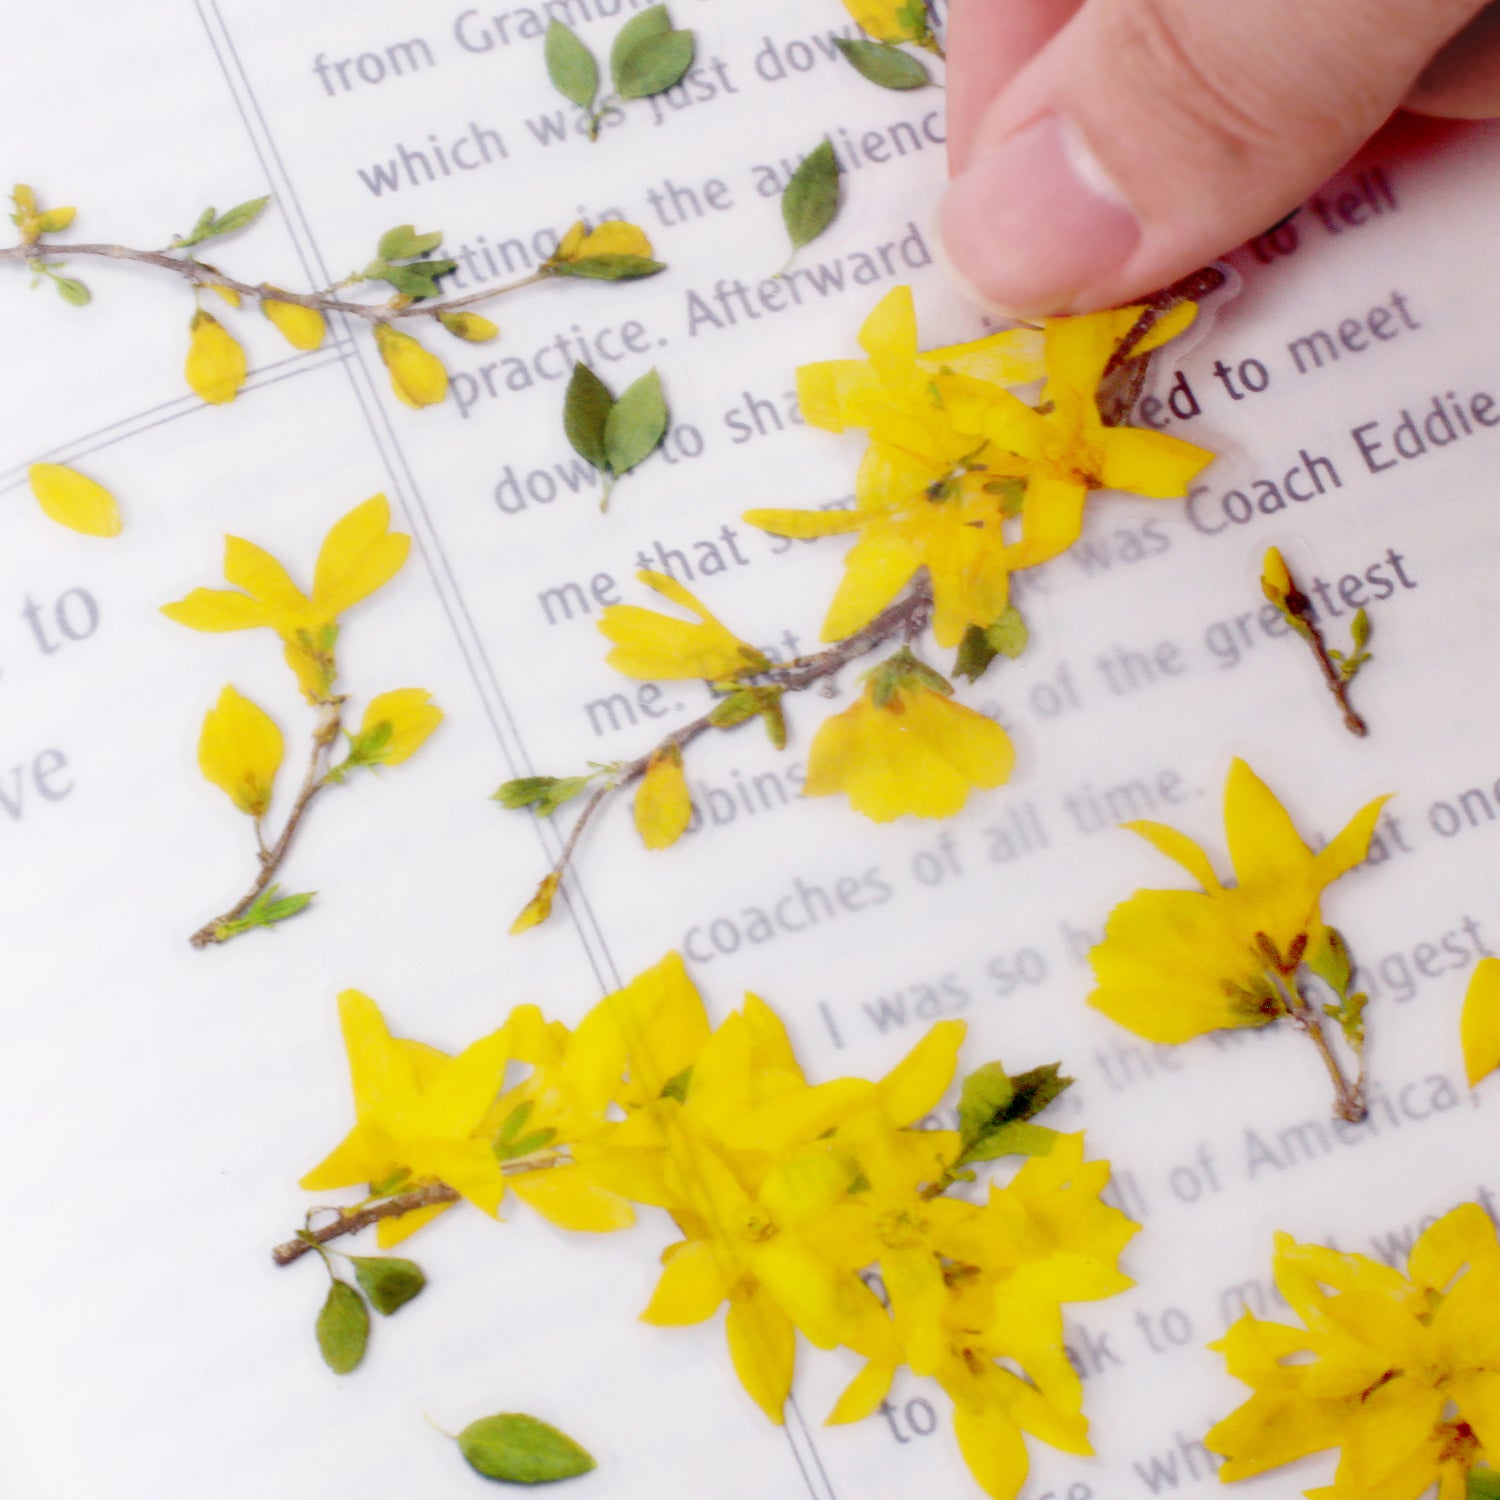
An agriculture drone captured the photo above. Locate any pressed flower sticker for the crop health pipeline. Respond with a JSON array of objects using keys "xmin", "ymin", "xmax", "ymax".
[
  {"xmin": 28, "ymin": 461, "xmax": 121, "ymax": 537},
  {"xmin": 1088, "ymin": 758, "xmax": 1387, "ymax": 1120}
]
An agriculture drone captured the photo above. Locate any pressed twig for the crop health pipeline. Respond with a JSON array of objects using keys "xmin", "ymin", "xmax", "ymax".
[{"xmin": 1278, "ymin": 573, "xmax": 1369, "ymax": 738}]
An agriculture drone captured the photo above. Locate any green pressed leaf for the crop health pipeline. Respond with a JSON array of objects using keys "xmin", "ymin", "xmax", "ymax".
[
  {"xmin": 378, "ymin": 224, "xmax": 444, "ymax": 261},
  {"xmin": 1470, "ymin": 1469, "xmax": 1500, "ymax": 1500},
  {"xmin": 553, "ymin": 253, "xmax": 666, "ymax": 281},
  {"xmin": 350, "ymin": 1256, "xmax": 426, "ymax": 1317},
  {"xmin": 210, "ymin": 195, "xmax": 271, "ymax": 237},
  {"xmin": 957, "ymin": 1062, "xmax": 1014, "ymax": 1146},
  {"xmin": 614, "ymin": 28, "xmax": 695, "ymax": 99},
  {"xmin": 610, "ymin": 5, "xmax": 671, "ymax": 86},
  {"xmin": 957, "ymin": 1060, "xmax": 1072, "ymax": 1163},
  {"xmin": 371, "ymin": 258, "xmax": 457, "ymax": 299},
  {"xmin": 660, "ymin": 1066, "xmax": 692, "ymax": 1103},
  {"xmin": 491, "ymin": 774, "xmax": 595, "ymax": 816},
  {"xmin": 1306, "ymin": 925, "xmax": 1354, "ymax": 998},
  {"xmin": 316, "ymin": 1281, "xmax": 369, "ymax": 1374},
  {"xmin": 983, "ymin": 476, "xmax": 1027, "ymax": 516},
  {"xmin": 564, "ymin": 362, "xmax": 615, "ymax": 470},
  {"xmin": 54, "ymin": 276, "xmax": 90, "ymax": 307},
  {"xmin": 545, "ymin": 20, "xmax": 599, "ymax": 110},
  {"xmin": 782, "ymin": 139, "xmax": 842, "ymax": 251},
  {"xmin": 261, "ymin": 889, "xmax": 315, "ymax": 924},
  {"xmin": 604, "ymin": 369, "xmax": 668, "ymax": 476},
  {"xmin": 1007, "ymin": 1062, "xmax": 1073, "ymax": 1121},
  {"xmin": 960, "ymin": 1121, "xmax": 1059, "ymax": 1164},
  {"xmin": 456, "ymin": 1413, "xmax": 596, "ymax": 1484},
  {"xmin": 834, "ymin": 37, "xmax": 930, "ymax": 89},
  {"xmin": 985, "ymin": 605, "xmax": 1029, "ymax": 660},
  {"xmin": 1350, "ymin": 606, "xmax": 1371, "ymax": 650},
  {"xmin": 953, "ymin": 624, "xmax": 998, "ymax": 684}
]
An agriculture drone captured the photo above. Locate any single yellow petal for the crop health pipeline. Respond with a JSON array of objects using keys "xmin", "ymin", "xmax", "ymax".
[
  {"xmin": 185, "ymin": 309, "xmax": 247, "ymax": 405},
  {"xmin": 312, "ymin": 493, "xmax": 411, "ymax": 617},
  {"xmin": 205, "ymin": 282, "xmax": 241, "ymax": 308},
  {"xmin": 223, "ymin": 536, "xmax": 310, "ymax": 617},
  {"xmin": 554, "ymin": 221, "xmax": 586, "ymax": 260},
  {"xmin": 510, "ymin": 872, "xmax": 561, "ymax": 935},
  {"xmin": 826, "ymin": 1361, "xmax": 895, "ymax": 1425},
  {"xmin": 642, "ymin": 1239, "xmax": 735, "ymax": 1325},
  {"xmin": 1098, "ymin": 424, "xmax": 1215, "ymax": 497},
  {"xmin": 1263, "ymin": 546, "xmax": 1292, "ymax": 601},
  {"xmin": 34, "ymin": 205, "xmax": 76, "ymax": 235},
  {"xmin": 857, "ymin": 284, "xmax": 919, "ymax": 376},
  {"xmin": 509, "ymin": 1165, "xmax": 635, "ymax": 1232},
  {"xmin": 877, "ymin": 1018, "xmax": 965, "ymax": 1124},
  {"xmin": 1462, "ymin": 957, "xmax": 1500, "ymax": 1088},
  {"xmin": 575, "ymin": 220, "xmax": 654, "ymax": 259},
  {"xmin": 161, "ymin": 586, "xmax": 275, "ymax": 633},
  {"xmin": 952, "ymin": 1401, "xmax": 1030, "ymax": 1500},
  {"xmin": 1314, "ymin": 793, "xmax": 1391, "ymax": 884},
  {"xmin": 357, "ymin": 688, "xmax": 443, "ymax": 766},
  {"xmin": 1223, "ymin": 758, "xmax": 1315, "ymax": 899},
  {"xmin": 634, "ymin": 744, "xmax": 692, "ymax": 850},
  {"xmin": 374, "ymin": 1200, "xmax": 454, "ymax": 1247},
  {"xmin": 1122, "ymin": 819, "xmax": 1223, "ymax": 892},
  {"xmin": 28, "ymin": 462, "xmax": 121, "ymax": 537},
  {"xmin": 742, "ymin": 504, "xmax": 863, "ymax": 540},
  {"xmin": 197, "ymin": 684, "xmax": 283, "ymax": 817},
  {"xmin": 262, "ymin": 297, "xmax": 326, "ymax": 350},
  {"xmin": 373, "ymin": 322, "xmax": 447, "ymax": 407},
  {"xmin": 438, "ymin": 311, "xmax": 499, "ymax": 342},
  {"xmin": 726, "ymin": 1282, "xmax": 796, "ymax": 1425}
]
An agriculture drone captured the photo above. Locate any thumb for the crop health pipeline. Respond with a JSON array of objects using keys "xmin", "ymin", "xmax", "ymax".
[{"xmin": 938, "ymin": 0, "xmax": 1487, "ymax": 315}]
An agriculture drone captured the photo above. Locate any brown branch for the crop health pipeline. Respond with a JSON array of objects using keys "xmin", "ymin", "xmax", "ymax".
[
  {"xmin": 0, "ymin": 239, "xmax": 549, "ymax": 323},
  {"xmin": 1280, "ymin": 578, "xmax": 1368, "ymax": 738},
  {"xmin": 1270, "ymin": 969, "xmax": 1366, "ymax": 1123},
  {"xmin": 189, "ymin": 699, "xmax": 342, "ymax": 947},
  {"xmin": 272, "ymin": 1183, "xmax": 460, "ymax": 1266},
  {"xmin": 528, "ymin": 578, "xmax": 936, "ymax": 901}
]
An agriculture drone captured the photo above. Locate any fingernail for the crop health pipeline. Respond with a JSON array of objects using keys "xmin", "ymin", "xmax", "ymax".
[{"xmin": 939, "ymin": 113, "xmax": 1141, "ymax": 317}]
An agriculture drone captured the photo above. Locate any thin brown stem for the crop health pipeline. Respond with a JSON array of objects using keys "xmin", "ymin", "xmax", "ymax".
[
  {"xmin": 1281, "ymin": 577, "xmax": 1368, "ymax": 737},
  {"xmin": 529, "ymin": 579, "xmax": 936, "ymax": 902},
  {"xmin": 0, "ymin": 239, "xmax": 550, "ymax": 323},
  {"xmin": 189, "ymin": 699, "xmax": 342, "ymax": 946},
  {"xmin": 1270, "ymin": 969, "xmax": 1366, "ymax": 1123},
  {"xmin": 272, "ymin": 1154, "xmax": 569, "ymax": 1265}
]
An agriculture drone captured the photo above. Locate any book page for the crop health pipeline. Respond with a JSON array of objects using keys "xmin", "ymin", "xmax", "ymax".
[{"xmin": 2, "ymin": 3, "xmax": 1499, "ymax": 1497}]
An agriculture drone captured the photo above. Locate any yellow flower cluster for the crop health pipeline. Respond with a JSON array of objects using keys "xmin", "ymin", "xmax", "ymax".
[
  {"xmin": 299, "ymin": 953, "xmax": 1136, "ymax": 1499},
  {"xmin": 841, "ymin": 0, "xmax": 940, "ymax": 52},
  {"xmin": 1208, "ymin": 1205, "xmax": 1500, "ymax": 1499}
]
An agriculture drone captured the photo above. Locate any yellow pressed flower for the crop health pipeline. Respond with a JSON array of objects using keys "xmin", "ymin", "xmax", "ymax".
[
  {"xmin": 1461, "ymin": 955, "xmax": 1500, "ymax": 1088},
  {"xmin": 805, "ymin": 649, "xmax": 1013, "ymax": 822},
  {"xmin": 551, "ymin": 219, "xmax": 655, "ymax": 265},
  {"xmin": 1261, "ymin": 545, "xmax": 1293, "ymax": 606},
  {"xmin": 161, "ymin": 494, "xmax": 410, "ymax": 702},
  {"xmin": 599, "ymin": 570, "xmax": 771, "ymax": 682},
  {"xmin": 185, "ymin": 309, "xmax": 247, "ymax": 405},
  {"xmin": 12, "ymin": 185, "xmax": 75, "ymax": 244},
  {"xmin": 747, "ymin": 286, "xmax": 1043, "ymax": 647},
  {"xmin": 634, "ymin": 744, "xmax": 692, "ymax": 850},
  {"xmin": 438, "ymin": 311, "xmax": 499, "ymax": 342},
  {"xmin": 300, "ymin": 989, "xmax": 513, "ymax": 1246},
  {"xmin": 28, "ymin": 461, "xmax": 121, "ymax": 537},
  {"xmin": 197, "ymin": 684, "xmax": 283, "ymax": 817},
  {"xmin": 354, "ymin": 688, "xmax": 443, "ymax": 766},
  {"xmin": 510, "ymin": 871, "xmax": 561, "ymax": 935},
  {"xmin": 979, "ymin": 304, "xmax": 1213, "ymax": 565},
  {"xmin": 1087, "ymin": 759, "xmax": 1388, "ymax": 1044},
  {"xmin": 842, "ymin": 0, "xmax": 934, "ymax": 47},
  {"xmin": 1207, "ymin": 1205, "xmax": 1500, "ymax": 1499},
  {"xmin": 262, "ymin": 296, "xmax": 326, "ymax": 350},
  {"xmin": 373, "ymin": 322, "xmax": 448, "ymax": 407}
]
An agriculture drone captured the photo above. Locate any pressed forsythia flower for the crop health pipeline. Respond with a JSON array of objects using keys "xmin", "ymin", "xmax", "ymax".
[
  {"xmin": 354, "ymin": 688, "xmax": 443, "ymax": 767},
  {"xmin": 805, "ymin": 648, "xmax": 1013, "ymax": 821},
  {"xmin": 12, "ymin": 183, "xmax": 75, "ymax": 243},
  {"xmin": 510, "ymin": 872, "xmax": 562, "ymax": 935},
  {"xmin": 1088, "ymin": 759, "xmax": 1387, "ymax": 1043},
  {"xmin": 1207, "ymin": 1205, "xmax": 1500, "ymax": 1499},
  {"xmin": 438, "ymin": 311, "xmax": 499, "ymax": 342},
  {"xmin": 197, "ymin": 684, "xmax": 283, "ymax": 817},
  {"xmin": 634, "ymin": 744, "xmax": 692, "ymax": 849},
  {"xmin": 599, "ymin": 570, "xmax": 771, "ymax": 682},
  {"xmin": 842, "ymin": 0, "xmax": 936, "ymax": 48},
  {"xmin": 550, "ymin": 219, "xmax": 655, "ymax": 265},
  {"xmin": 185, "ymin": 308, "xmax": 247, "ymax": 405},
  {"xmin": 262, "ymin": 297, "xmax": 326, "ymax": 350},
  {"xmin": 1461, "ymin": 955, "xmax": 1500, "ymax": 1087},
  {"xmin": 160, "ymin": 493, "xmax": 411, "ymax": 702},
  {"xmin": 746, "ymin": 286, "xmax": 1044, "ymax": 646},
  {"xmin": 300, "ymin": 989, "xmax": 515, "ymax": 1246},
  {"xmin": 27, "ymin": 461, "xmax": 121, "ymax": 537},
  {"xmin": 373, "ymin": 322, "xmax": 448, "ymax": 407},
  {"xmin": 1261, "ymin": 545, "xmax": 1293, "ymax": 605}
]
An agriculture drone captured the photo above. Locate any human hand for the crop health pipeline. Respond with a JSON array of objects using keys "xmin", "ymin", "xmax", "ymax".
[{"xmin": 938, "ymin": 0, "xmax": 1500, "ymax": 315}]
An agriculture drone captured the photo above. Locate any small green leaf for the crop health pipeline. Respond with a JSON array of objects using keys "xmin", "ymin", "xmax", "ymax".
[
  {"xmin": 378, "ymin": 224, "xmax": 444, "ymax": 261},
  {"xmin": 350, "ymin": 1256, "xmax": 426, "ymax": 1317},
  {"xmin": 54, "ymin": 276, "xmax": 90, "ymax": 307},
  {"xmin": 614, "ymin": 28, "xmax": 695, "ymax": 99},
  {"xmin": 1470, "ymin": 1469, "xmax": 1500, "ymax": 1500},
  {"xmin": 492, "ymin": 774, "xmax": 596, "ymax": 816},
  {"xmin": 957, "ymin": 1060, "xmax": 1072, "ymax": 1164},
  {"xmin": 957, "ymin": 1062, "xmax": 1014, "ymax": 1146},
  {"xmin": 316, "ymin": 1281, "xmax": 369, "ymax": 1374},
  {"xmin": 210, "ymin": 195, "xmax": 271, "ymax": 237},
  {"xmin": 834, "ymin": 37, "xmax": 930, "ymax": 89},
  {"xmin": 983, "ymin": 476, "xmax": 1026, "ymax": 516},
  {"xmin": 456, "ymin": 1413, "xmax": 597, "ymax": 1484},
  {"xmin": 782, "ymin": 138, "xmax": 842, "ymax": 252},
  {"xmin": 1306, "ymin": 925, "xmax": 1354, "ymax": 998},
  {"xmin": 605, "ymin": 369, "xmax": 668, "ymax": 476},
  {"xmin": 552, "ymin": 253, "xmax": 667, "ymax": 281},
  {"xmin": 371, "ymin": 259, "xmax": 457, "ymax": 299},
  {"xmin": 564, "ymin": 362, "xmax": 615, "ymax": 471},
  {"xmin": 953, "ymin": 624, "xmax": 998, "ymax": 684},
  {"xmin": 985, "ymin": 605, "xmax": 1029, "ymax": 660},
  {"xmin": 1350, "ymin": 607, "xmax": 1371, "ymax": 650},
  {"xmin": 504, "ymin": 1128, "xmax": 558, "ymax": 1159},
  {"xmin": 961, "ymin": 1121, "xmax": 1060, "ymax": 1163},
  {"xmin": 610, "ymin": 5, "xmax": 671, "ymax": 86},
  {"xmin": 545, "ymin": 21, "xmax": 599, "ymax": 110},
  {"xmin": 660, "ymin": 1066, "xmax": 692, "ymax": 1102}
]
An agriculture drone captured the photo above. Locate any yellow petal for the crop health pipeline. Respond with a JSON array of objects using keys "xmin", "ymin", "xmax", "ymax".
[
  {"xmin": 1098, "ymin": 425, "xmax": 1215, "ymax": 497},
  {"xmin": 28, "ymin": 462, "xmax": 121, "ymax": 537},
  {"xmin": 509, "ymin": 1165, "xmax": 635, "ymax": 1232},
  {"xmin": 161, "ymin": 586, "xmax": 274, "ymax": 632},
  {"xmin": 33, "ymin": 205, "xmax": 76, "ymax": 234},
  {"xmin": 185, "ymin": 309, "xmax": 247, "ymax": 405},
  {"xmin": 373, "ymin": 322, "xmax": 448, "ymax": 407},
  {"xmin": 1223, "ymin": 758, "xmax": 1314, "ymax": 897},
  {"xmin": 554, "ymin": 221, "xmax": 586, "ymax": 260},
  {"xmin": 726, "ymin": 1282, "xmax": 796, "ymax": 1426},
  {"xmin": 262, "ymin": 297, "xmax": 326, "ymax": 350},
  {"xmin": 1462, "ymin": 957, "xmax": 1500, "ymax": 1088},
  {"xmin": 374, "ymin": 1200, "xmax": 454, "ymax": 1247},
  {"xmin": 1314, "ymin": 793, "xmax": 1391, "ymax": 884},
  {"xmin": 877, "ymin": 1018, "xmax": 965, "ymax": 1124},
  {"xmin": 742, "ymin": 504, "xmax": 863, "ymax": 540},
  {"xmin": 634, "ymin": 745, "xmax": 692, "ymax": 850},
  {"xmin": 312, "ymin": 494, "xmax": 411, "ymax": 617},
  {"xmin": 511, "ymin": 872, "xmax": 561, "ymax": 934},
  {"xmin": 641, "ymin": 1239, "xmax": 734, "ymax": 1325},
  {"xmin": 952, "ymin": 1401, "xmax": 1030, "ymax": 1500},
  {"xmin": 1122, "ymin": 819, "xmax": 1223, "ymax": 892},
  {"xmin": 223, "ymin": 535, "xmax": 309, "ymax": 616},
  {"xmin": 826, "ymin": 1361, "xmax": 895, "ymax": 1425},
  {"xmin": 1262, "ymin": 546, "xmax": 1292, "ymax": 600},
  {"xmin": 438, "ymin": 311, "xmax": 499, "ymax": 342},
  {"xmin": 205, "ymin": 282, "xmax": 241, "ymax": 308},
  {"xmin": 576, "ymin": 220, "xmax": 654, "ymax": 259},
  {"xmin": 357, "ymin": 688, "xmax": 443, "ymax": 765},
  {"xmin": 197, "ymin": 684, "xmax": 283, "ymax": 817}
]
